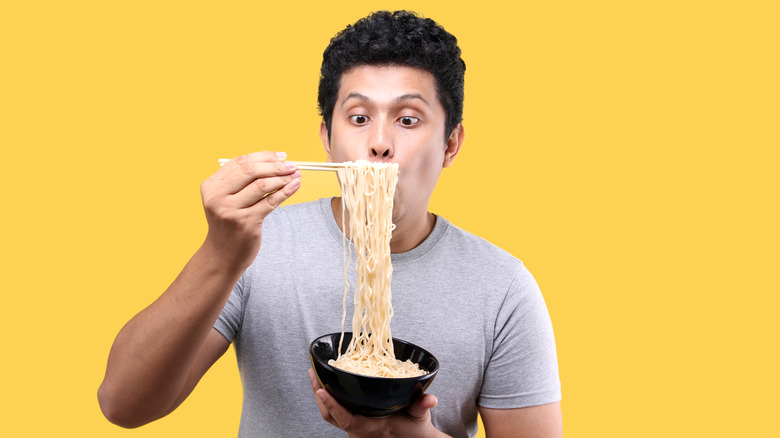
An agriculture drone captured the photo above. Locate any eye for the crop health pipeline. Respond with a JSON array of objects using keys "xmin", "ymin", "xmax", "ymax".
[
  {"xmin": 398, "ymin": 116, "xmax": 420, "ymax": 127},
  {"xmin": 350, "ymin": 115, "xmax": 369, "ymax": 125}
]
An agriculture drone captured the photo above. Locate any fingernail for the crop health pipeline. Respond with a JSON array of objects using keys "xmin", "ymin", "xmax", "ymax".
[
  {"xmin": 317, "ymin": 390, "xmax": 327, "ymax": 403},
  {"xmin": 308, "ymin": 369, "xmax": 314, "ymax": 380},
  {"xmin": 290, "ymin": 178, "xmax": 301, "ymax": 189},
  {"xmin": 285, "ymin": 161, "xmax": 296, "ymax": 168},
  {"xmin": 276, "ymin": 152, "xmax": 287, "ymax": 159},
  {"xmin": 292, "ymin": 171, "xmax": 301, "ymax": 178}
]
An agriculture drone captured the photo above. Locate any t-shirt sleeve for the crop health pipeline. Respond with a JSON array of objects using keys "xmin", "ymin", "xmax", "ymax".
[
  {"xmin": 213, "ymin": 273, "xmax": 246, "ymax": 343},
  {"xmin": 479, "ymin": 263, "xmax": 561, "ymax": 409}
]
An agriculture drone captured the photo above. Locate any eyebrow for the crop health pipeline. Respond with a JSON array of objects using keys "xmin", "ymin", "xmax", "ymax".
[{"xmin": 341, "ymin": 92, "xmax": 429, "ymax": 106}]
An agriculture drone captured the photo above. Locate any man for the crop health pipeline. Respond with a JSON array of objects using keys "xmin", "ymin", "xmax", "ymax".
[{"xmin": 98, "ymin": 11, "xmax": 562, "ymax": 437}]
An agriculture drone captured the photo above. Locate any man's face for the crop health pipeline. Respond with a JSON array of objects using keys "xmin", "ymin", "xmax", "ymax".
[{"xmin": 320, "ymin": 65, "xmax": 462, "ymax": 227}]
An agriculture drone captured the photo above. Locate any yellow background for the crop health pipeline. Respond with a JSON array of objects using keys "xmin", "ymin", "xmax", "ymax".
[{"xmin": 1, "ymin": 1, "xmax": 778, "ymax": 436}]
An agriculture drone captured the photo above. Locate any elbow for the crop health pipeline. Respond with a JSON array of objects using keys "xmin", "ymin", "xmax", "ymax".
[{"xmin": 97, "ymin": 382, "xmax": 150, "ymax": 429}]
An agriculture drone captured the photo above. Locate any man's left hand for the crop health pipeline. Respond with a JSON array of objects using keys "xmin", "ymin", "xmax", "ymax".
[{"xmin": 308, "ymin": 368, "xmax": 449, "ymax": 438}]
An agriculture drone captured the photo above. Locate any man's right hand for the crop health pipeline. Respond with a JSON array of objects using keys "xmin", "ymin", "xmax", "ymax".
[{"xmin": 200, "ymin": 151, "xmax": 300, "ymax": 271}]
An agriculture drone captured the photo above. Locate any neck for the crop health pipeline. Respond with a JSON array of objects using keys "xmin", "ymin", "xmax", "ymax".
[{"xmin": 330, "ymin": 197, "xmax": 435, "ymax": 254}]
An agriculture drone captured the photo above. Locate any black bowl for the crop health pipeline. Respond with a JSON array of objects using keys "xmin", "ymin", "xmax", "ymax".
[{"xmin": 309, "ymin": 332, "xmax": 439, "ymax": 417}]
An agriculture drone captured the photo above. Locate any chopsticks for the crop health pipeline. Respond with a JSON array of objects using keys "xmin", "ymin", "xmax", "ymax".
[
  {"xmin": 218, "ymin": 159, "xmax": 347, "ymax": 172},
  {"xmin": 289, "ymin": 161, "xmax": 348, "ymax": 172}
]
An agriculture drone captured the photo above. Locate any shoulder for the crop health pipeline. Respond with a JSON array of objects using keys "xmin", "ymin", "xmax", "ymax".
[
  {"xmin": 435, "ymin": 216, "xmax": 525, "ymax": 275},
  {"xmin": 405, "ymin": 215, "xmax": 538, "ymax": 311},
  {"xmin": 436, "ymin": 217, "xmax": 546, "ymax": 318}
]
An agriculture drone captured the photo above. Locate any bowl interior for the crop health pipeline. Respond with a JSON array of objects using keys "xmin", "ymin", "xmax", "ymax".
[
  {"xmin": 311, "ymin": 332, "xmax": 439, "ymax": 374},
  {"xmin": 309, "ymin": 332, "xmax": 439, "ymax": 416}
]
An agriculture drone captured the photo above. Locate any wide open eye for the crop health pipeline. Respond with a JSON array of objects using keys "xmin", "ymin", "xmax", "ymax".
[
  {"xmin": 398, "ymin": 116, "xmax": 420, "ymax": 127},
  {"xmin": 350, "ymin": 115, "xmax": 369, "ymax": 125}
]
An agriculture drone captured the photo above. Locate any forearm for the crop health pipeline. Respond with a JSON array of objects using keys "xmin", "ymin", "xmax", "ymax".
[{"xmin": 98, "ymin": 241, "xmax": 242, "ymax": 427}]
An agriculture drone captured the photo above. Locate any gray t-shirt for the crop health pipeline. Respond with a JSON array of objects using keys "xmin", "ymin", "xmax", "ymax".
[{"xmin": 215, "ymin": 198, "xmax": 560, "ymax": 438}]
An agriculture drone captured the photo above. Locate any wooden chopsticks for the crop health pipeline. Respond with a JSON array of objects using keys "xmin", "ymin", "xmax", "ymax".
[{"xmin": 218, "ymin": 159, "xmax": 346, "ymax": 172}]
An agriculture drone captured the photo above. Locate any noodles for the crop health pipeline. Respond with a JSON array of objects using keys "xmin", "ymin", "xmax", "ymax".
[{"xmin": 328, "ymin": 160, "xmax": 427, "ymax": 378}]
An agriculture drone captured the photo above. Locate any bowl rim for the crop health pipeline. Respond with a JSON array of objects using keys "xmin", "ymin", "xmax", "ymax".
[{"xmin": 309, "ymin": 331, "xmax": 440, "ymax": 381}]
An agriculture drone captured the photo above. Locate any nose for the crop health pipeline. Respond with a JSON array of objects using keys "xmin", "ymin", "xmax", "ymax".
[
  {"xmin": 369, "ymin": 120, "xmax": 393, "ymax": 159},
  {"xmin": 371, "ymin": 145, "xmax": 392, "ymax": 158}
]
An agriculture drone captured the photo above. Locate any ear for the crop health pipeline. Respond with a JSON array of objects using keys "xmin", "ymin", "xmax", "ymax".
[
  {"xmin": 443, "ymin": 123, "xmax": 464, "ymax": 168},
  {"xmin": 319, "ymin": 121, "xmax": 333, "ymax": 162}
]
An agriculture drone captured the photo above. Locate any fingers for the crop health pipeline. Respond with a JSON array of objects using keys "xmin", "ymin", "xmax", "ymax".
[
  {"xmin": 405, "ymin": 393, "xmax": 438, "ymax": 420},
  {"xmin": 205, "ymin": 151, "xmax": 302, "ymax": 212},
  {"xmin": 232, "ymin": 170, "xmax": 301, "ymax": 209},
  {"xmin": 307, "ymin": 368, "xmax": 318, "ymax": 389},
  {"xmin": 314, "ymin": 390, "xmax": 335, "ymax": 425},
  {"xmin": 308, "ymin": 369, "xmax": 335, "ymax": 425},
  {"xmin": 308, "ymin": 368, "xmax": 370, "ymax": 432},
  {"xmin": 217, "ymin": 152, "xmax": 297, "ymax": 196},
  {"xmin": 307, "ymin": 370, "xmax": 439, "ymax": 436},
  {"xmin": 242, "ymin": 176, "xmax": 301, "ymax": 220},
  {"xmin": 315, "ymin": 388, "xmax": 361, "ymax": 432}
]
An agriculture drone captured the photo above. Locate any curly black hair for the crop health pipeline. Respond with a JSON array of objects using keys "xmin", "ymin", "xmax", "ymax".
[{"xmin": 318, "ymin": 10, "xmax": 466, "ymax": 141}]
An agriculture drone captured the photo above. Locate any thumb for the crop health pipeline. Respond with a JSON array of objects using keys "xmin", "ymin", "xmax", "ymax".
[{"xmin": 405, "ymin": 393, "xmax": 438, "ymax": 420}]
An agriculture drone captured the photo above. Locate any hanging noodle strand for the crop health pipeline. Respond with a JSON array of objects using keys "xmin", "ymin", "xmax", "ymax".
[{"xmin": 328, "ymin": 160, "xmax": 427, "ymax": 378}]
